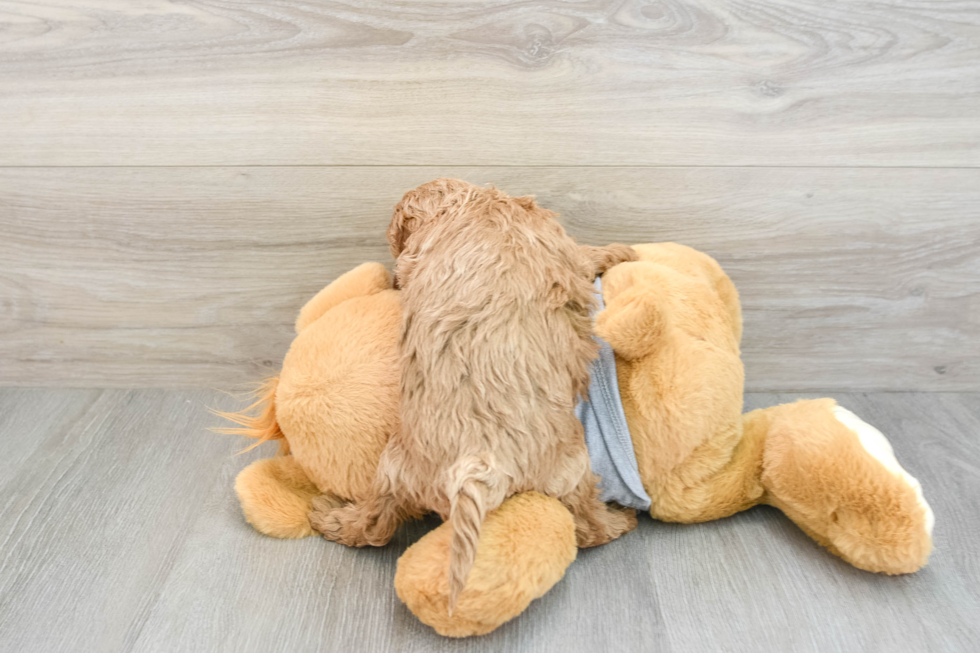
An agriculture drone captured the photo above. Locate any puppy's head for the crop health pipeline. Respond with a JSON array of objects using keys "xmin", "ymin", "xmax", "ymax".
[{"xmin": 388, "ymin": 179, "xmax": 557, "ymax": 287}]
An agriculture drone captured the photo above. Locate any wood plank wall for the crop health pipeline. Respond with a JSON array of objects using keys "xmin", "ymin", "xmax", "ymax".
[{"xmin": 1, "ymin": 1, "xmax": 978, "ymax": 390}]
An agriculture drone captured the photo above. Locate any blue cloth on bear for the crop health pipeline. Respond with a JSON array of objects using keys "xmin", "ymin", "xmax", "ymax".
[{"xmin": 575, "ymin": 277, "xmax": 652, "ymax": 511}]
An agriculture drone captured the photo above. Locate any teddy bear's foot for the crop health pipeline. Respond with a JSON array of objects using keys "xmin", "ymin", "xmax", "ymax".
[
  {"xmin": 823, "ymin": 406, "xmax": 934, "ymax": 574},
  {"xmin": 395, "ymin": 492, "xmax": 577, "ymax": 637},
  {"xmin": 235, "ymin": 456, "xmax": 322, "ymax": 538},
  {"xmin": 758, "ymin": 399, "xmax": 934, "ymax": 574}
]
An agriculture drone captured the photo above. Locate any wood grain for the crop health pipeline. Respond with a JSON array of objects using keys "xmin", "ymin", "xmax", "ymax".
[
  {"xmin": 2, "ymin": 166, "xmax": 978, "ymax": 390},
  {"xmin": 0, "ymin": 389, "xmax": 241, "ymax": 652},
  {"xmin": 1, "ymin": 0, "xmax": 978, "ymax": 166},
  {"xmin": 0, "ymin": 389, "xmax": 977, "ymax": 652}
]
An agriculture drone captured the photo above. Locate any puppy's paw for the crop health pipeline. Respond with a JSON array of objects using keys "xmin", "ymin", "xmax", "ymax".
[
  {"xmin": 575, "ymin": 504, "xmax": 638, "ymax": 547},
  {"xmin": 308, "ymin": 498, "xmax": 366, "ymax": 546},
  {"xmin": 308, "ymin": 496, "xmax": 340, "ymax": 534},
  {"xmin": 587, "ymin": 243, "xmax": 638, "ymax": 276},
  {"xmin": 605, "ymin": 243, "xmax": 639, "ymax": 267},
  {"xmin": 309, "ymin": 493, "xmax": 344, "ymax": 515},
  {"xmin": 610, "ymin": 504, "xmax": 639, "ymax": 534}
]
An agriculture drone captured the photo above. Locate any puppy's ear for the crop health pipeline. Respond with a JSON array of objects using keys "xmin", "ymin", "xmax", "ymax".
[
  {"xmin": 514, "ymin": 195, "xmax": 537, "ymax": 210},
  {"xmin": 515, "ymin": 195, "xmax": 559, "ymax": 222},
  {"xmin": 389, "ymin": 179, "xmax": 461, "ymax": 259},
  {"xmin": 387, "ymin": 203, "xmax": 414, "ymax": 259}
]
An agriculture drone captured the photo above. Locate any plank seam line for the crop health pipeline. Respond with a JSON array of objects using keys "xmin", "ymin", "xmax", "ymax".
[{"xmin": 0, "ymin": 165, "xmax": 978, "ymax": 171}]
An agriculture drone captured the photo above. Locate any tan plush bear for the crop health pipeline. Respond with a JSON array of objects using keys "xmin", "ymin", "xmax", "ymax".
[{"xmin": 223, "ymin": 243, "xmax": 934, "ymax": 637}]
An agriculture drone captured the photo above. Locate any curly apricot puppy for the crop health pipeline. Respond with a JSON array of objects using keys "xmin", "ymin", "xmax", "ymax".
[{"xmin": 310, "ymin": 179, "xmax": 637, "ymax": 611}]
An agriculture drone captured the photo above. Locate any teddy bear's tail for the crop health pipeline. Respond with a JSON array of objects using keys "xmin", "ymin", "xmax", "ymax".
[
  {"xmin": 446, "ymin": 455, "xmax": 505, "ymax": 614},
  {"xmin": 212, "ymin": 377, "xmax": 289, "ymax": 455}
]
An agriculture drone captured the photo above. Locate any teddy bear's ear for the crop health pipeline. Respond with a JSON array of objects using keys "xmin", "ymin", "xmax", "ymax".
[{"xmin": 595, "ymin": 262, "xmax": 669, "ymax": 360}]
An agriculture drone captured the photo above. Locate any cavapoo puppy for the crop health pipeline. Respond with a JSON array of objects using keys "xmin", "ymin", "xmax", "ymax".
[{"xmin": 310, "ymin": 179, "xmax": 637, "ymax": 610}]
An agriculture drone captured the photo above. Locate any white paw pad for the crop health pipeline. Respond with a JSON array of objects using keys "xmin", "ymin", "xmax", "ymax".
[{"xmin": 832, "ymin": 406, "xmax": 934, "ymax": 536}]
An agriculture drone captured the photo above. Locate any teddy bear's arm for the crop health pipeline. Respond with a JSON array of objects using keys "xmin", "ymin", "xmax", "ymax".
[{"xmin": 594, "ymin": 262, "xmax": 671, "ymax": 360}]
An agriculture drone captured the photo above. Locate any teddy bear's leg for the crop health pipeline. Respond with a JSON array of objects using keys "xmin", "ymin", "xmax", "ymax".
[
  {"xmin": 294, "ymin": 262, "xmax": 392, "ymax": 332},
  {"xmin": 752, "ymin": 398, "xmax": 934, "ymax": 574},
  {"xmin": 234, "ymin": 455, "xmax": 331, "ymax": 539},
  {"xmin": 394, "ymin": 492, "xmax": 577, "ymax": 637}
]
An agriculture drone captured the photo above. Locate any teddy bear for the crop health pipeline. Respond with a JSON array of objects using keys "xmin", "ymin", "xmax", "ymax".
[{"xmin": 221, "ymin": 242, "xmax": 934, "ymax": 637}]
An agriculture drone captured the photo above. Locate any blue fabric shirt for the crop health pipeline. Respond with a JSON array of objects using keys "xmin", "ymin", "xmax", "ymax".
[{"xmin": 575, "ymin": 277, "xmax": 652, "ymax": 511}]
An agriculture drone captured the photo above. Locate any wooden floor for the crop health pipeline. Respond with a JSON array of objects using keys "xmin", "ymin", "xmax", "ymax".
[{"xmin": 0, "ymin": 388, "xmax": 977, "ymax": 652}]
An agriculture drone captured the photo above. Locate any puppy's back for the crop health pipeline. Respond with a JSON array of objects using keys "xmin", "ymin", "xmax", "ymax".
[
  {"xmin": 398, "ymin": 195, "xmax": 597, "ymax": 477},
  {"xmin": 393, "ymin": 182, "xmax": 600, "ymax": 612}
]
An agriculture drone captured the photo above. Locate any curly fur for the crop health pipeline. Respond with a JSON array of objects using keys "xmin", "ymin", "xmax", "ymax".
[{"xmin": 310, "ymin": 179, "xmax": 637, "ymax": 612}]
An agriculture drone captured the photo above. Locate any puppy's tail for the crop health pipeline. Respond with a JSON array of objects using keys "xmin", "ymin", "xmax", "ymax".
[{"xmin": 446, "ymin": 455, "xmax": 503, "ymax": 614}]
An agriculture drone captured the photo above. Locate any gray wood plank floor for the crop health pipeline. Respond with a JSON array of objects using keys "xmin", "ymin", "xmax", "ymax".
[{"xmin": 0, "ymin": 389, "xmax": 976, "ymax": 652}]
